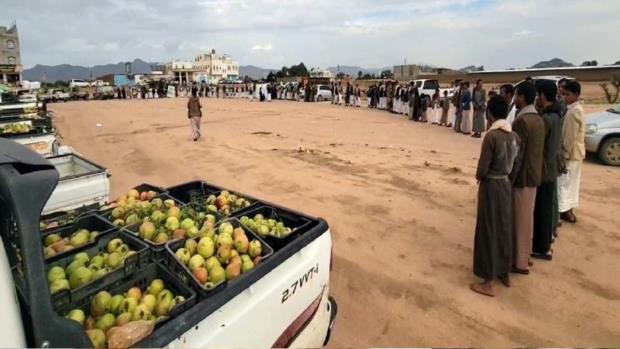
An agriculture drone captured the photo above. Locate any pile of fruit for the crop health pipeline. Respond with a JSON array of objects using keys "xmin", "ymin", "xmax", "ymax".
[
  {"xmin": 64, "ymin": 279, "xmax": 185, "ymax": 348},
  {"xmin": 47, "ymin": 238, "xmax": 138, "ymax": 294},
  {"xmin": 173, "ymin": 221, "xmax": 262, "ymax": 288},
  {"xmin": 135, "ymin": 205, "xmax": 218, "ymax": 245},
  {"xmin": 1, "ymin": 122, "xmax": 32, "ymax": 135},
  {"xmin": 240, "ymin": 214, "xmax": 293, "ymax": 239},
  {"xmin": 44, "ymin": 229, "xmax": 99, "ymax": 258},
  {"xmin": 101, "ymin": 189, "xmax": 166, "ymax": 227},
  {"xmin": 202, "ymin": 191, "xmax": 252, "ymax": 216}
]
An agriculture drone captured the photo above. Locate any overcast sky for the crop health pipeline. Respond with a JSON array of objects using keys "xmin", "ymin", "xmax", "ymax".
[{"xmin": 2, "ymin": 0, "xmax": 619, "ymax": 70}]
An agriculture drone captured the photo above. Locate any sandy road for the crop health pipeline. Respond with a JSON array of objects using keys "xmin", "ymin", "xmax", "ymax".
[{"xmin": 51, "ymin": 98, "xmax": 620, "ymax": 347}]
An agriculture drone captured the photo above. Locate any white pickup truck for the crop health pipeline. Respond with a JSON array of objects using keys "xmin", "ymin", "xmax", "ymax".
[
  {"xmin": 410, "ymin": 79, "xmax": 455, "ymax": 104},
  {"xmin": 0, "ymin": 139, "xmax": 337, "ymax": 348}
]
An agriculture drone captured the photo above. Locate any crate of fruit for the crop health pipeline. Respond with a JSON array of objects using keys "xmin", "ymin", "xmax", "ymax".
[
  {"xmin": 42, "ymin": 214, "xmax": 116, "ymax": 262},
  {"xmin": 165, "ymin": 218, "xmax": 273, "ymax": 297},
  {"xmin": 235, "ymin": 205, "xmax": 314, "ymax": 251},
  {"xmin": 192, "ymin": 190, "xmax": 258, "ymax": 218},
  {"xmin": 122, "ymin": 202, "xmax": 220, "ymax": 255},
  {"xmin": 46, "ymin": 230, "xmax": 150, "ymax": 311},
  {"xmin": 165, "ymin": 180, "xmax": 222, "ymax": 204},
  {"xmin": 98, "ymin": 190, "xmax": 176, "ymax": 229},
  {"xmin": 58, "ymin": 262, "xmax": 196, "ymax": 349}
]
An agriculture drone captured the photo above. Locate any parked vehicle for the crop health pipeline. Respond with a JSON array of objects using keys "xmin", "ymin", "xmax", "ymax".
[
  {"xmin": 585, "ymin": 103, "xmax": 620, "ymax": 166},
  {"xmin": 69, "ymin": 79, "xmax": 90, "ymax": 88},
  {"xmin": 38, "ymin": 89, "xmax": 70, "ymax": 103},
  {"xmin": 410, "ymin": 79, "xmax": 454, "ymax": 104},
  {"xmin": 70, "ymin": 88, "xmax": 89, "ymax": 101},
  {"xmin": 315, "ymin": 85, "xmax": 332, "ymax": 102},
  {"xmin": 93, "ymin": 86, "xmax": 115, "ymax": 100},
  {"xmin": 0, "ymin": 140, "xmax": 337, "ymax": 348},
  {"xmin": 54, "ymin": 90, "xmax": 71, "ymax": 102}
]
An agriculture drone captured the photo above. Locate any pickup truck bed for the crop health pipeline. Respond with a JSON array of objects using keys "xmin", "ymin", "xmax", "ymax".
[{"xmin": 43, "ymin": 154, "xmax": 110, "ymax": 215}]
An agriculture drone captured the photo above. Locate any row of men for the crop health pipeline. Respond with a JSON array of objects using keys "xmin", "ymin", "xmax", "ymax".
[{"xmin": 471, "ymin": 79, "xmax": 585, "ymax": 297}]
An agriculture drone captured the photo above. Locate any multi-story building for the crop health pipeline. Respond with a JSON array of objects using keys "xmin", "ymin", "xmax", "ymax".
[
  {"xmin": 0, "ymin": 23, "xmax": 22, "ymax": 85},
  {"xmin": 194, "ymin": 50, "xmax": 239, "ymax": 83},
  {"xmin": 164, "ymin": 59, "xmax": 200, "ymax": 85}
]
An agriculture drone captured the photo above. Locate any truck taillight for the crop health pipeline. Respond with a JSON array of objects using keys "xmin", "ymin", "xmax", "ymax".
[{"xmin": 273, "ymin": 290, "xmax": 323, "ymax": 348}]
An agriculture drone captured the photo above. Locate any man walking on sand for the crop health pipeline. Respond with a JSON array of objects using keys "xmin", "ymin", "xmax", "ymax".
[
  {"xmin": 511, "ymin": 81, "xmax": 545, "ymax": 274},
  {"xmin": 558, "ymin": 81, "xmax": 586, "ymax": 223},
  {"xmin": 472, "ymin": 79, "xmax": 487, "ymax": 138},
  {"xmin": 472, "ymin": 95, "xmax": 520, "ymax": 297},
  {"xmin": 187, "ymin": 88, "xmax": 202, "ymax": 142}
]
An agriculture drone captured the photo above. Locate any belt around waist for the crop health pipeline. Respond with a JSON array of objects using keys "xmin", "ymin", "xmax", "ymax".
[{"xmin": 486, "ymin": 175, "xmax": 508, "ymax": 180}]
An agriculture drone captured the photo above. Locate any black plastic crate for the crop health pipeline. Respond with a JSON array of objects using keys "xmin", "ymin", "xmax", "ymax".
[
  {"xmin": 42, "ymin": 214, "xmax": 116, "ymax": 263},
  {"xmin": 55, "ymin": 262, "xmax": 197, "ymax": 332},
  {"xmin": 164, "ymin": 218, "xmax": 273, "ymax": 297},
  {"xmin": 233, "ymin": 205, "xmax": 313, "ymax": 251},
  {"xmin": 165, "ymin": 181, "xmax": 222, "ymax": 204},
  {"xmin": 131, "ymin": 183, "xmax": 168, "ymax": 197},
  {"xmin": 46, "ymin": 230, "xmax": 150, "ymax": 311},
  {"xmin": 39, "ymin": 202, "xmax": 101, "ymax": 234}
]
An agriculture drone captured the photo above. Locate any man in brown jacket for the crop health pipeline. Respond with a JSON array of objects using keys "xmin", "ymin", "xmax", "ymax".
[
  {"xmin": 510, "ymin": 81, "xmax": 545, "ymax": 274},
  {"xmin": 187, "ymin": 88, "xmax": 202, "ymax": 141},
  {"xmin": 558, "ymin": 81, "xmax": 586, "ymax": 223}
]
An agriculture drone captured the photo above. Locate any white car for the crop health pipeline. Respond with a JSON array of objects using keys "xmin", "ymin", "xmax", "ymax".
[
  {"xmin": 69, "ymin": 79, "xmax": 90, "ymax": 88},
  {"xmin": 410, "ymin": 79, "xmax": 454, "ymax": 103},
  {"xmin": 315, "ymin": 85, "xmax": 333, "ymax": 102}
]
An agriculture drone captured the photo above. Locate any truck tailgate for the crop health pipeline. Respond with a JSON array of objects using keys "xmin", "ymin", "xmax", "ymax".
[{"xmin": 43, "ymin": 154, "xmax": 109, "ymax": 214}]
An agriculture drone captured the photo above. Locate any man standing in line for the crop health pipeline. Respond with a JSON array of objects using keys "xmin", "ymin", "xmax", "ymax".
[
  {"xmin": 460, "ymin": 82, "xmax": 472, "ymax": 134},
  {"xmin": 471, "ymin": 95, "xmax": 520, "ymax": 297},
  {"xmin": 557, "ymin": 78, "xmax": 569, "ymax": 118},
  {"xmin": 472, "ymin": 79, "xmax": 487, "ymax": 138},
  {"xmin": 452, "ymin": 81, "xmax": 463, "ymax": 132},
  {"xmin": 440, "ymin": 90, "xmax": 450, "ymax": 127},
  {"xmin": 510, "ymin": 81, "xmax": 545, "ymax": 274},
  {"xmin": 187, "ymin": 88, "xmax": 202, "ymax": 142},
  {"xmin": 532, "ymin": 80, "xmax": 562, "ymax": 260},
  {"xmin": 558, "ymin": 81, "xmax": 585, "ymax": 223},
  {"xmin": 500, "ymin": 84, "xmax": 516, "ymax": 125}
]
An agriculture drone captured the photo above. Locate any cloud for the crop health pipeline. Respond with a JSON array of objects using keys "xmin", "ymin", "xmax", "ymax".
[
  {"xmin": 251, "ymin": 43, "xmax": 272, "ymax": 51},
  {"xmin": 1, "ymin": 0, "xmax": 619, "ymax": 70}
]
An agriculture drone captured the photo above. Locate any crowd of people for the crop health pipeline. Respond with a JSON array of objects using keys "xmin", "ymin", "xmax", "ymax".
[{"xmin": 470, "ymin": 78, "xmax": 585, "ymax": 297}]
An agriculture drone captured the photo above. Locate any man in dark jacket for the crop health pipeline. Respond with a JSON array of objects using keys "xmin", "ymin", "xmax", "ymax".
[
  {"xmin": 510, "ymin": 81, "xmax": 545, "ymax": 274},
  {"xmin": 532, "ymin": 80, "xmax": 562, "ymax": 260}
]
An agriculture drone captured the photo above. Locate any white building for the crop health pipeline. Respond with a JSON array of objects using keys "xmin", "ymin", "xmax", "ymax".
[
  {"xmin": 194, "ymin": 49, "xmax": 240, "ymax": 83},
  {"xmin": 309, "ymin": 68, "xmax": 334, "ymax": 79}
]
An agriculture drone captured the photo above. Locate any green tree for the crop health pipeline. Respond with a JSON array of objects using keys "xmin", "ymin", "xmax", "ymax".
[
  {"xmin": 357, "ymin": 70, "xmax": 363, "ymax": 79},
  {"xmin": 380, "ymin": 69, "xmax": 393, "ymax": 79}
]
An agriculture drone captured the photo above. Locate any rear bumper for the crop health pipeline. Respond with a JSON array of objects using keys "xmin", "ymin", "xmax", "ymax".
[{"xmin": 323, "ymin": 296, "xmax": 338, "ymax": 346}]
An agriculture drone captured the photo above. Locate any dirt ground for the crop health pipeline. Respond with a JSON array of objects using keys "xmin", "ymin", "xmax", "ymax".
[{"xmin": 50, "ymin": 98, "xmax": 620, "ymax": 347}]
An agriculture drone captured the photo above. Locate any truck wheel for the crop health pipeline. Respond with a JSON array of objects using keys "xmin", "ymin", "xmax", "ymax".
[
  {"xmin": 598, "ymin": 137, "xmax": 620, "ymax": 166},
  {"xmin": 317, "ymin": 96, "xmax": 324, "ymax": 101}
]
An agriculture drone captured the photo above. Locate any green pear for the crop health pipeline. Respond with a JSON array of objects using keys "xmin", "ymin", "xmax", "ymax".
[
  {"xmin": 86, "ymin": 329, "xmax": 106, "ymax": 348},
  {"xmin": 49, "ymin": 278, "xmax": 70, "ymax": 294},
  {"xmin": 91, "ymin": 291, "xmax": 112, "ymax": 317},
  {"xmin": 120, "ymin": 296, "xmax": 138, "ymax": 313},
  {"xmin": 141, "ymin": 294, "xmax": 157, "ymax": 312},
  {"xmin": 115, "ymin": 312, "xmax": 131, "ymax": 327},
  {"xmin": 217, "ymin": 245, "xmax": 232, "ymax": 264},
  {"xmin": 185, "ymin": 239, "xmax": 198, "ymax": 255},
  {"xmin": 65, "ymin": 259, "xmax": 85, "ymax": 276},
  {"xmin": 131, "ymin": 303, "xmax": 151, "ymax": 321},
  {"xmin": 107, "ymin": 238, "xmax": 123, "ymax": 253},
  {"xmin": 197, "ymin": 237, "xmax": 215, "ymax": 258},
  {"xmin": 205, "ymin": 256, "xmax": 221, "ymax": 272},
  {"xmin": 89, "ymin": 231, "xmax": 99, "ymax": 241},
  {"xmin": 209, "ymin": 265, "xmax": 226, "ymax": 284},
  {"xmin": 241, "ymin": 260, "xmax": 255, "ymax": 273},
  {"xmin": 188, "ymin": 254, "xmax": 205, "ymax": 272},
  {"xmin": 155, "ymin": 297, "xmax": 172, "ymax": 317},
  {"xmin": 95, "ymin": 313, "xmax": 115, "ymax": 333},
  {"xmin": 153, "ymin": 232, "xmax": 169, "ymax": 244},
  {"xmin": 139, "ymin": 221, "xmax": 156, "ymax": 240},
  {"xmin": 157, "ymin": 289, "xmax": 174, "ymax": 304},
  {"xmin": 109, "ymin": 294, "xmax": 124, "ymax": 315},
  {"xmin": 47, "ymin": 266, "xmax": 66, "ymax": 283},
  {"xmin": 248, "ymin": 240, "xmax": 262, "ymax": 258},
  {"xmin": 73, "ymin": 252, "xmax": 90, "ymax": 264},
  {"xmin": 226, "ymin": 262, "xmax": 241, "ymax": 281},
  {"xmin": 69, "ymin": 266, "xmax": 93, "ymax": 289},
  {"xmin": 175, "ymin": 248, "xmax": 191, "ymax": 265},
  {"xmin": 44, "ymin": 233, "xmax": 61, "ymax": 247},
  {"xmin": 90, "ymin": 255, "xmax": 104, "ymax": 269},
  {"xmin": 217, "ymin": 233, "xmax": 233, "ymax": 249},
  {"xmin": 70, "ymin": 230, "xmax": 90, "ymax": 247},
  {"xmin": 147, "ymin": 279, "xmax": 165, "ymax": 296},
  {"xmin": 105, "ymin": 252, "xmax": 122, "ymax": 269},
  {"xmin": 65, "ymin": 309, "xmax": 85, "ymax": 325}
]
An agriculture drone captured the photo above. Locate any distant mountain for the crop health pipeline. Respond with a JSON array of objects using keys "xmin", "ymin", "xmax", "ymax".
[
  {"xmin": 239, "ymin": 65, "xmax": 275, "ymax": 80},
  {"xmin": 530, "ymin": 58, "xmax": 575, "ymax": 69},
  {"xmin": 23, "ymin": 59, "xmax": 154, "ymax": 82},
  {"xmin": 326, "ymin": 66, "xmax": 391, "ymax": 77}
]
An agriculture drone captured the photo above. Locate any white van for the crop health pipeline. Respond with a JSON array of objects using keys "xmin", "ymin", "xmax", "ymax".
[{"xmin": 69, "ymin": 79, "xmax": 90, "ymax": 88}]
